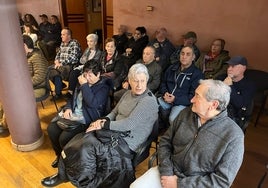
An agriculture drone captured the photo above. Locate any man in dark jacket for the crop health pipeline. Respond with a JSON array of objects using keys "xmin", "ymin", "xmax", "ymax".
[
  {"xmin": 222, "ymin": 56, "xmax": 256, "ymax": 132},
  {"xmin": 131, "ymin": 79, "xmax": 244, "ymax": 188},
  {"xmin": 158, "ymin": 46, "xmax": 204, "ymax": 127}
]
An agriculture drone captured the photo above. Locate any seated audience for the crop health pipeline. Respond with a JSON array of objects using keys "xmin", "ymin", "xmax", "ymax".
[
  {"xmin": 23, "ymin": 13, "xmax": 39, "ymax": 35},
  {"xmin": 148, "ymin": 27, "xmax": 175, "ymax": 71},
  {"xmin": 41, "ymin": 63, "xmax": 159, "ymax": 187},
  {"xmin": 158, "ymin": 46, "xmax": 204, "ymax": 127},
  {"xmin": 112, "ymin": 25, "xmax": 128, "ymax": 55},
  {"xmin": 114, "ymin": 46, "xmax": 162, "ymax": 103},
  {"xmin": 23, "ymin": 23, "xmax": 38, "ymax": 45},
  {"xmin": 195, "ymin": 38, "xmax": 230, "ymax": 79},
  {"xmin": 170, "ymin": 31, "xmax": 200, "ymax": 64},
  {"xmin": 46, "ymin": 60, "xmax": 112, "ymax": 169},
  {"xmin": 123, "ymin": 26, "xmax": 149, "ymax": 68},
  {"xmin": 99, "ymin": 37, "xmax": 126, "ymax": 90},
  {"xmin": 65, "ymin": 33, "xmax": 102, "ymax": 98},
  {"xmin": 39, "ymin": 14, "xmax": 62, "ymax": 60},
  {"xmin": 131, "ymin": 79, "xmax": 244, "ymax": 188},
  {"xmin": 38, "ymin": 14, "xmax": 52, "ymax": 41},
  {"xmin": 49, "ymin": 27, "xmax": 82, "ymax": 99},
  {"xmin": 23, "ymin": 34, "xmax": 48, "ymax": 98},
  {"xmin": 49, "ymin": 15, "xmax": 62, "ymax": 47},
  {"xmin": 221, "ymin": 56, "xmax": 256, "ymax": 131}
]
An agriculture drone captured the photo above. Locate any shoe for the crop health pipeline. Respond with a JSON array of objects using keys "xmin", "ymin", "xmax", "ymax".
[
  {"xmin": 41, "ymin": 174, "xmax": 65, "ymax": 187},
  {"xmin": 51, "ymin": 94, "xmax": 62, "ymax": 101},
  {"xmin": 62, "ymin": 92, "xmax": 72, "ymax": 100},
  {"xmin": 51, "ymin": 156, "xmax": 59, "ymax": 168}
]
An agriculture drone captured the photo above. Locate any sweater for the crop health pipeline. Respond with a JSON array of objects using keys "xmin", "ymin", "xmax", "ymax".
[
  {"xmin": 159, "ymin": 107, "xmax": 244, "ymax": 188},
  {"xmin": 105, "ymin": 89, "xmax": 159, "ymax": 151}
]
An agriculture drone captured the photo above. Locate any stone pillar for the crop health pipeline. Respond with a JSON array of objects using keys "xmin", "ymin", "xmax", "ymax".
[{"xmin": 0, "ymin": 0, "xmax": 44, "ymax": 151}]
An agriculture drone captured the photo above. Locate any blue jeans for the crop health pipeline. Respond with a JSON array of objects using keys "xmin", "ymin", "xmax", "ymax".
[{"xmin": 158, "ymin": 97, "xmax": 186, "ymax": 126}]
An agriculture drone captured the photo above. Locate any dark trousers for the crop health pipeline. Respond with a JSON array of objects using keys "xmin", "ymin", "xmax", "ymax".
[
  {"xmin": 47, "ymin": 121, "xmax": 87, "ymax": 156},
  {"xmin": 68, "ymin": 69, "xmax": 81, "ymax": 92}
]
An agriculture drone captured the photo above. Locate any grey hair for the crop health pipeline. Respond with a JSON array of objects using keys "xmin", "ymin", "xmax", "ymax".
[
  {"xmin": 128, "ymin": 63, "xmax": 149, "ymax": 81},
  {"xmin": 199, "ymin": 79, "xmax": 231, "ymax": 111},
  {"xmin": 86, "ymin": 33, "xmax": 98, "ymax": 42}
]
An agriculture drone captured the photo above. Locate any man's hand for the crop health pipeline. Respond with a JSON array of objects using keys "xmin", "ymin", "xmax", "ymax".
[
  {"xmin": 163, "ymin": 92, "xmax": 175, "ymax": 103},
  {"xmin": 161, "ymin": 175, "xmax": 178, "ymax": 188},
  {"xmin": 54, "ymin": 60, "xmax": 62, "ymax": 69},
  {"xmin": 223, "ymin": 76, "xmax": 233, "ymax": 86}
]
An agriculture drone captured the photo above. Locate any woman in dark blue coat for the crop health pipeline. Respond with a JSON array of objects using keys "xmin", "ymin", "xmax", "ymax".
[{"xmin": 47, "ymin": 59, "xmax": 112, "ymax": 168}]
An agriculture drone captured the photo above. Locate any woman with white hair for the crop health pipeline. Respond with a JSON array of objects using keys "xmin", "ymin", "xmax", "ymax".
[{"xmin": 66, "ymin": 33, "xmax": 102, "ymax": 98}]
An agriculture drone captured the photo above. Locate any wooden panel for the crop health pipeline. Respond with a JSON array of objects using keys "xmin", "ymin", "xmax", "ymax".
[
  {"xmin": 61, "ymin": 0, "xmax": 88, "ymax": 50},
  {"xmin": 68, "ymin": 22, "xmax": 87, "ymax": 50},
  {"xmin": 106, "ymin": 24, "xmax": 113, "ymax": 38},
  {"xmin": 66, "ymin": 0, "xmax": 85, "ymax": 13}
]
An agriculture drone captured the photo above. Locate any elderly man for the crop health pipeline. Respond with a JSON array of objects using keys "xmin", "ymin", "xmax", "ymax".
[
  {"xmin": 222, "ymin": 56, "xmax": 256, "ymax": 132},
  {"xmin": 113, "ymin": 46, "xmax": 162, "ymax": 103},
  {"xmin": 131, "ymin": 79, "xmax": 244, "ymax": 188},
  {"xmin": 49, "ymin": 27, "xmax": 82, "ymax": 99}
]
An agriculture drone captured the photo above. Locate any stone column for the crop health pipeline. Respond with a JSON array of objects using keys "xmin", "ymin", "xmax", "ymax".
[{"xmin": 0, "ymin": 0, "xmax": 43, "ymax": 151}]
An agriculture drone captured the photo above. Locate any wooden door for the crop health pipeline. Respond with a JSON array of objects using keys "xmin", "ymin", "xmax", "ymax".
[
  {"xmin": 102, "ymin": 0, "xmax": 113, "ymax": 39},
  {"xmin": 60, "ymin": 0, "xmax": 88, "ymax": 50}
]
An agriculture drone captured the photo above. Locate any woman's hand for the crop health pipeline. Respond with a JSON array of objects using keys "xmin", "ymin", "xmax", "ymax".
[
  {"xmin": 86, "ymin": 119, "xmax": 106, "ymax": 133},
  {"xmin": 63, "ymin": 109, "xmax": 72, "ymax": 119}
]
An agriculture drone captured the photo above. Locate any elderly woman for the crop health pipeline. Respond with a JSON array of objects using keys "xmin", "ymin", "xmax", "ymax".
[
  {"xmin": 66, "ymin": 33, "xmax": 102, "ymax": 98},
  {"xmin": 41, "ymin": 63, "xmax": 159, "ymax": 187},
  {"xmin": 100, "ymin": 37, "xmax": 126, "ymax": 90},
  {"xmin": 195, "ymin": 38, "xmax": 230, "ymax": 79},
  {"xmin": 23, "ymin": 34, "xmax": 48, "ymax": 98}
]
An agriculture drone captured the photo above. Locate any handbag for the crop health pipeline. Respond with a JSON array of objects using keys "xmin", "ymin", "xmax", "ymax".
[
  {"xmin": 95, "ymin": 129, "xmax": 134, "ymax": 159},
  {"xmin": 56, "ymin": 118, "xmax": 83, "ymax": 131}
]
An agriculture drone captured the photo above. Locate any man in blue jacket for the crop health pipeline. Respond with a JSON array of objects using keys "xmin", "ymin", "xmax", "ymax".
[{"xmin": 158, "ymin": 45, "xmax": 204, "ymax": 127}]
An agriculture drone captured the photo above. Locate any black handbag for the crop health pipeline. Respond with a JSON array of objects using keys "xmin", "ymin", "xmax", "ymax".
[
  {"xmin": 56, "ymin": 118, "xmax": 83, "ymax": 131},
  {"xmin": 95, "ymin": 129, "xmax": 134, "ymax": 159}
]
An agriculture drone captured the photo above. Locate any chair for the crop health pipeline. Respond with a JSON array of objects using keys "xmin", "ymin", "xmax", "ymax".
[
  {"xmin": 35, "ymin": 71, "xmax": 59, "ymax": 111},
  {"xmin": 257, "ymin": 164, "xmax": 268, "ymax": 188},
  {"xmin": 132, "ymin": 120, "xmax": 159, "ymax": 168},
  {"xmin": 244, "ymin": 69, "xmax": 268, "ymax": 126}
]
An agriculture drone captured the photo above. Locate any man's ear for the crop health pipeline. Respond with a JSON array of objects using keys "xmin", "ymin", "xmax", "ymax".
[{"xmin": 211, "ymin": 100, "xmax": 219, "ymax": 110}]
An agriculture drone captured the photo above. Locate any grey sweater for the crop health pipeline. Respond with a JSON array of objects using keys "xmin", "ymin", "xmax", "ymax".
[
  {"xmin": 106, "ymin": 89, "xmax": 159, "ymax": 151},
  {"xmin": 159, "ymin": 107, "xmax": 244, "ymax": 188}
]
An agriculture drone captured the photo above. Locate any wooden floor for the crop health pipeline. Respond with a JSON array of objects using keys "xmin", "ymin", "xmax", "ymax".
[{"xmin": 0, "ymin": 97, "xmax": 267, "ymax": 188}]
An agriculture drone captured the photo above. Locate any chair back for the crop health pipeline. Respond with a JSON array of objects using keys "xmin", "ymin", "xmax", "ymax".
[
  {"xmin": 35, "ymin": 71, "xmax": 58, "ymax": 111},
  {"xmin": 132, "ymin": 120, "xmax": 159, "ymax": 167}
]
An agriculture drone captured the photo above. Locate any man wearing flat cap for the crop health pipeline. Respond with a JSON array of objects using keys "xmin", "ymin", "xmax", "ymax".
[
  {"xmin": 222, "ymin": 56, "xmax": 256, "ymax": 132},
  {"xmin": 170, "ymin": 31, "xmax": 200, "ymax": 64}
]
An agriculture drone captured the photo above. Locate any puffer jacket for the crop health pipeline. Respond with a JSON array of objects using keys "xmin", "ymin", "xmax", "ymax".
[
  {"xmin": 159, "ymin": 63, "xmax": 204, "ymax": 106},
  {"xmin": 158, "ymin": 107, "xmax": 244, "ymax": 188},
  {"xmin": 58, "ymin": 132, "xmax": 135, "ymax": 188}
]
